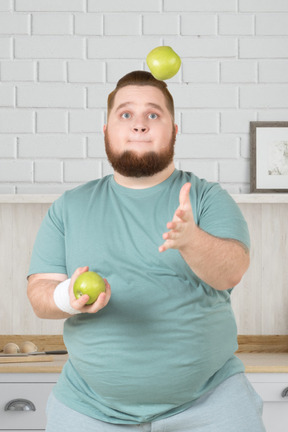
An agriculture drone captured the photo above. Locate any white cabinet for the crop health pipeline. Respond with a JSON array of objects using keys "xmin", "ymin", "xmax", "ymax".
[
  {"xmin": 0, "ymin": 373, "xmax": 59, "ymax": 431},
  {"xmin": 247, "ymin": 373, "xmax": 288, "ymax": 432}
]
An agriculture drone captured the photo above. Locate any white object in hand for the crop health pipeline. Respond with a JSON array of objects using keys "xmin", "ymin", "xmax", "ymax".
[{"xmin": 53, "ymin": 279, "xmax": 80, "ymax": 315}]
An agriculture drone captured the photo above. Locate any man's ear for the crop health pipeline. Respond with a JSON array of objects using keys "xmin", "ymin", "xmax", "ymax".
[
  {"xmin": 175, "ymin": 124, "xmax": 178, "ymax": 135},
  {"xmin": 103, "ymin": 124, "xmax": 107, "ymax": 134}
]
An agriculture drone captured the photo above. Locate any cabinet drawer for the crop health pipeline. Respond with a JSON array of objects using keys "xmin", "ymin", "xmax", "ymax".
[
  {"xmin": 0, "ymin": 383, "xmax": 54, "ymax": 430},
  {"xmin": 252, "ymin": 382, "xmax": 288, "ymax": 402}
]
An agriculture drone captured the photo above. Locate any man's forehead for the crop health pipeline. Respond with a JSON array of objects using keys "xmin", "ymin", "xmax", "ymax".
[
  {"xmin": 115, "ymin": 101, "xmax": 164, "ymax": 112},
  {"xmin": 113, "ymin": 85, "xmax": 167, "ymax": 111}
]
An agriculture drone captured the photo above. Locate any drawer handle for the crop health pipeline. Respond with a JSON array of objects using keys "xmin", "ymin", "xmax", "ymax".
[
  {"xmin": 281, "ymin": 387, "xmax": 288, "ymax": 398},
  {"xmin": 4, "ymin": 398, "xmax": 36, "ymax": 411}
]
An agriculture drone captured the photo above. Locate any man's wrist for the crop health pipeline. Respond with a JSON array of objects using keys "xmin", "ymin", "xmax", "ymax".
[{"xmin": 53, "ymin": 279, "xmax": 80, "ymax": 315}]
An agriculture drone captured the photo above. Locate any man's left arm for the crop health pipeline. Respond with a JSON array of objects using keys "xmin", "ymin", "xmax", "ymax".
[{"xmin": 159, "ymin": 182, "xmax": 250, "ymax": 291}]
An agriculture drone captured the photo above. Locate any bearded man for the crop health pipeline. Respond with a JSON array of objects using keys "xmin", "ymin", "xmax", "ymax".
[{"xmin": 27, "ymin": 71, "xmax": 265, "ymax": 432}]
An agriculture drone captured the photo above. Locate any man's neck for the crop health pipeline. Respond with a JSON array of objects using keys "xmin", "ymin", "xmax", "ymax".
[{"xmin": 113, "ymin": 162, "xmax": 175, "ymax": 189}]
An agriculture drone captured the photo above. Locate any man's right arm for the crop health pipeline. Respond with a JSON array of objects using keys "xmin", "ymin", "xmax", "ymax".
[
  {"xmin": 27, "ymin": 268, "xmax": 111, "ymax": 319},
  {"xmin": 28, "ymin": 273, "xmax": 71, "ymax": 319}
]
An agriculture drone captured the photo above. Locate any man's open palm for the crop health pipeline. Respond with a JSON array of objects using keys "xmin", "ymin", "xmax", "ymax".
[{"xmin": 159, "ymin": 182, "xmax": 196, "ymax": 253}]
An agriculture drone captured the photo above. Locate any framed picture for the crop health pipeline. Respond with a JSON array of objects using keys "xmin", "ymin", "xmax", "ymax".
[{"xmin": 250, "ymin": 121, "xmax": 288, "ymax": 193}]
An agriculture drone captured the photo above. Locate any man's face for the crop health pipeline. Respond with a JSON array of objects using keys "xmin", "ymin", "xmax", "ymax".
[{"xmin": 103, "ymin": 85, "xmax": 178, "ymax": 178}]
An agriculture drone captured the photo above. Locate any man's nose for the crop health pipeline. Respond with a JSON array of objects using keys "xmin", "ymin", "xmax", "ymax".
[{"xmin": 133, "ymin": 126, "xmax": 147, "ymax": 132}]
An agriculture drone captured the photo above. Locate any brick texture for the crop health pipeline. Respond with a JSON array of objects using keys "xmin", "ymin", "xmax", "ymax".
[{"xmin": 0, "ymin": 1, "xmax": 288, "ymax": 193}]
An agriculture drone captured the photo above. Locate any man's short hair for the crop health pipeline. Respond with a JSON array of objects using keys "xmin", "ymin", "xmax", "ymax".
[{"xmin": 107, "ymin": 70, "xmax": 175, "ymax": 121}]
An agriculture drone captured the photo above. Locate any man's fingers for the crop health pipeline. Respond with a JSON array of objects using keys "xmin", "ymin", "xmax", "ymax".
[
  {"xmin": 84, "ymin": 290, "xmax": 111, "ymax": 313},
  {"xmin": 175, "ymin": 208, "xmax": 191, "ymax": 222},
  {"xmin": 159, "ymin": 243, "xmax": 169, "ymax": 253},
  {"xmin": 71, "ymin": 294, "xmax": 90, "ymax": 309},
  {"xmin": 163, "ymin": 229, "xmax": 181, "ymax": 241},
  {"xmin": 159, "ymin": 239, "xmax": 176, "ymax": 253},
  {"xmin": 95, "ymin": 291, "xmax": 110, "ymax": 308}
]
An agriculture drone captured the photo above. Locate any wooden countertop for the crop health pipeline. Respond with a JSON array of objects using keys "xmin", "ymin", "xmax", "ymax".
[
  {"xmin": 0, "ymin": 353, "xmax": 287, "ymax": 374},
  {"xmin": 237, "ymin": 353, "xmax": 288, "ymax": 373},
  {"xmin": 0, "ymin": 354, "xmax": 68, "ymax": 373}
]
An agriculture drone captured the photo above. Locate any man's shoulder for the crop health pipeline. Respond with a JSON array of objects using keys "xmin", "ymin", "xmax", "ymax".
[
  {"xmin": 175, "ymin": 170, "xmax": 222, "ymax": 195},
  {"xmin": 51, "ymin": 175, "xmax": 112, "ymax": 212},
  {"xmin": 65, "ymin": 175, "xmax": 111, "ymax": 198}
]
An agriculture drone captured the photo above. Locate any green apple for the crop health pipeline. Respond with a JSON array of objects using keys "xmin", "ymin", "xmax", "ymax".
[
  {"xmin": 73, "ymin": 271, "xmax": 106, "ymax": 305},
  {"xmin": 146, "ymin": 46, "xmax": 181, "ymax": 80}
]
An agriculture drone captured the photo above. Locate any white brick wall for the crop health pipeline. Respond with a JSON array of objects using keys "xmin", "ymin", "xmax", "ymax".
[{"xmin": 0, "ymin": 0, "xmax": 288, "ymax": 194}]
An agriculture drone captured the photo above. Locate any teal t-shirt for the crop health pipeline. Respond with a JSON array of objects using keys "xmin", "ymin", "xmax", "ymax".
[{"xmin": 28, "ymin": 169, "xmax": 250, "ymax": 424}]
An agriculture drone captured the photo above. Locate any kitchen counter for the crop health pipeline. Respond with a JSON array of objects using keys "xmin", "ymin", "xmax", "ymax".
[
  {"xmin": 238, "ymin": 352, "xmax": 288, "ymax": 373},
  {"xmin": 0, "ymin": 354, "xmax": 68, "ymax": 373},
  {"xmin": 0, "ymin": 353, "xmax": 288, "ymax": 374}
]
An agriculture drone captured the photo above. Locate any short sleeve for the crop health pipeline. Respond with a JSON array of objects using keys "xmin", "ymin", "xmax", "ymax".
[
  {"xmin": 195, "ymin": 183, "xmax": 250, "ymax": 250},
  {"xmin": 27, "ymin": 195, "xmax": 67, "ymax": 276}
]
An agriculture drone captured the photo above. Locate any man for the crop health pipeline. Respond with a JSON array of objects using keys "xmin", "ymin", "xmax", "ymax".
[{"xmin": 27, "ymin": 71, "xmax": 265, "ymax": 432}]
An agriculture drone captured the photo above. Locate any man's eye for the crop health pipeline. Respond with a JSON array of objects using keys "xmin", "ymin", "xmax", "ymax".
[
  {"xmin": 148, "ymin": 113, "xmax": 158, "ymax": 119},
  {"xmin": 121, "ymin": 112, "xmax": 131, "ymax": 119}
]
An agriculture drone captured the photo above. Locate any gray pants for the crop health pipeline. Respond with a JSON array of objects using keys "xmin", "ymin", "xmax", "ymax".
[{"xmin": 46, "ymin": 373, "xmax": 266, "ymax": 432}]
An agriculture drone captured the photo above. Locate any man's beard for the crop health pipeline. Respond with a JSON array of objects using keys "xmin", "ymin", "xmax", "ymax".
[{"xmin": 104, "ymin": 128, "xmax": 176, "ymax": 178}]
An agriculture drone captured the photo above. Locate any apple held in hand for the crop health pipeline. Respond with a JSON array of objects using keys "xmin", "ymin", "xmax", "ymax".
[
  {"xmin": 146, "ymin": 46, "xmax": 181, "ymax": 80},
  {"xmin": 73, "ymin": 271, "xmax": 106, "ymax": 305}
]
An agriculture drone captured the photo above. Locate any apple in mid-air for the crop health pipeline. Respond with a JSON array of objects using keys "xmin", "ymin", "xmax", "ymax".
[
  {"xmin": 73, "ymin": 271, "xmax": 106, "ymax": 305},
  {"xmin": 146, "ymin": 46, "xmax": 181, "ymax": 80}
]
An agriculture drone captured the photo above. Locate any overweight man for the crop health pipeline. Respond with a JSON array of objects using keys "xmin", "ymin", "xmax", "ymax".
[{"xmin": 27, "ymin": 71, "xmax": 266, "ymax": 432}]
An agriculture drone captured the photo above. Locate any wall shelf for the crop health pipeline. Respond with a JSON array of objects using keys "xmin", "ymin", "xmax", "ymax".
[
  {"xmin": 0, "ymin": 195, "xmax": 60, "ymax": 204},
  {"xmin": 0, "ymin": 194, "xmax": 288, "ymax": 204},
  {"xmin": 231, "ymin": 194, "xmax": 288, "ymax": 204}
]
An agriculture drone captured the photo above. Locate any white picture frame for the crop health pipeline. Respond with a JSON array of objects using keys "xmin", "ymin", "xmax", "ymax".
[{"xmin": 250, "ymin": 122, "xmax": 288, "ymax": 193}]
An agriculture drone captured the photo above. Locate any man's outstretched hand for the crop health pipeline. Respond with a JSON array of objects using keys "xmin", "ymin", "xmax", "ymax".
[{"xmin": 159, "ymin": 182, "xmax": 196, "ymax": 253}]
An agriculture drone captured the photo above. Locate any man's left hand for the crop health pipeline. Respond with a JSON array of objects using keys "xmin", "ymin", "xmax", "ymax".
[{"xmin": 159, "ymin": 182, "xmax": 196, "ymax": 253}]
